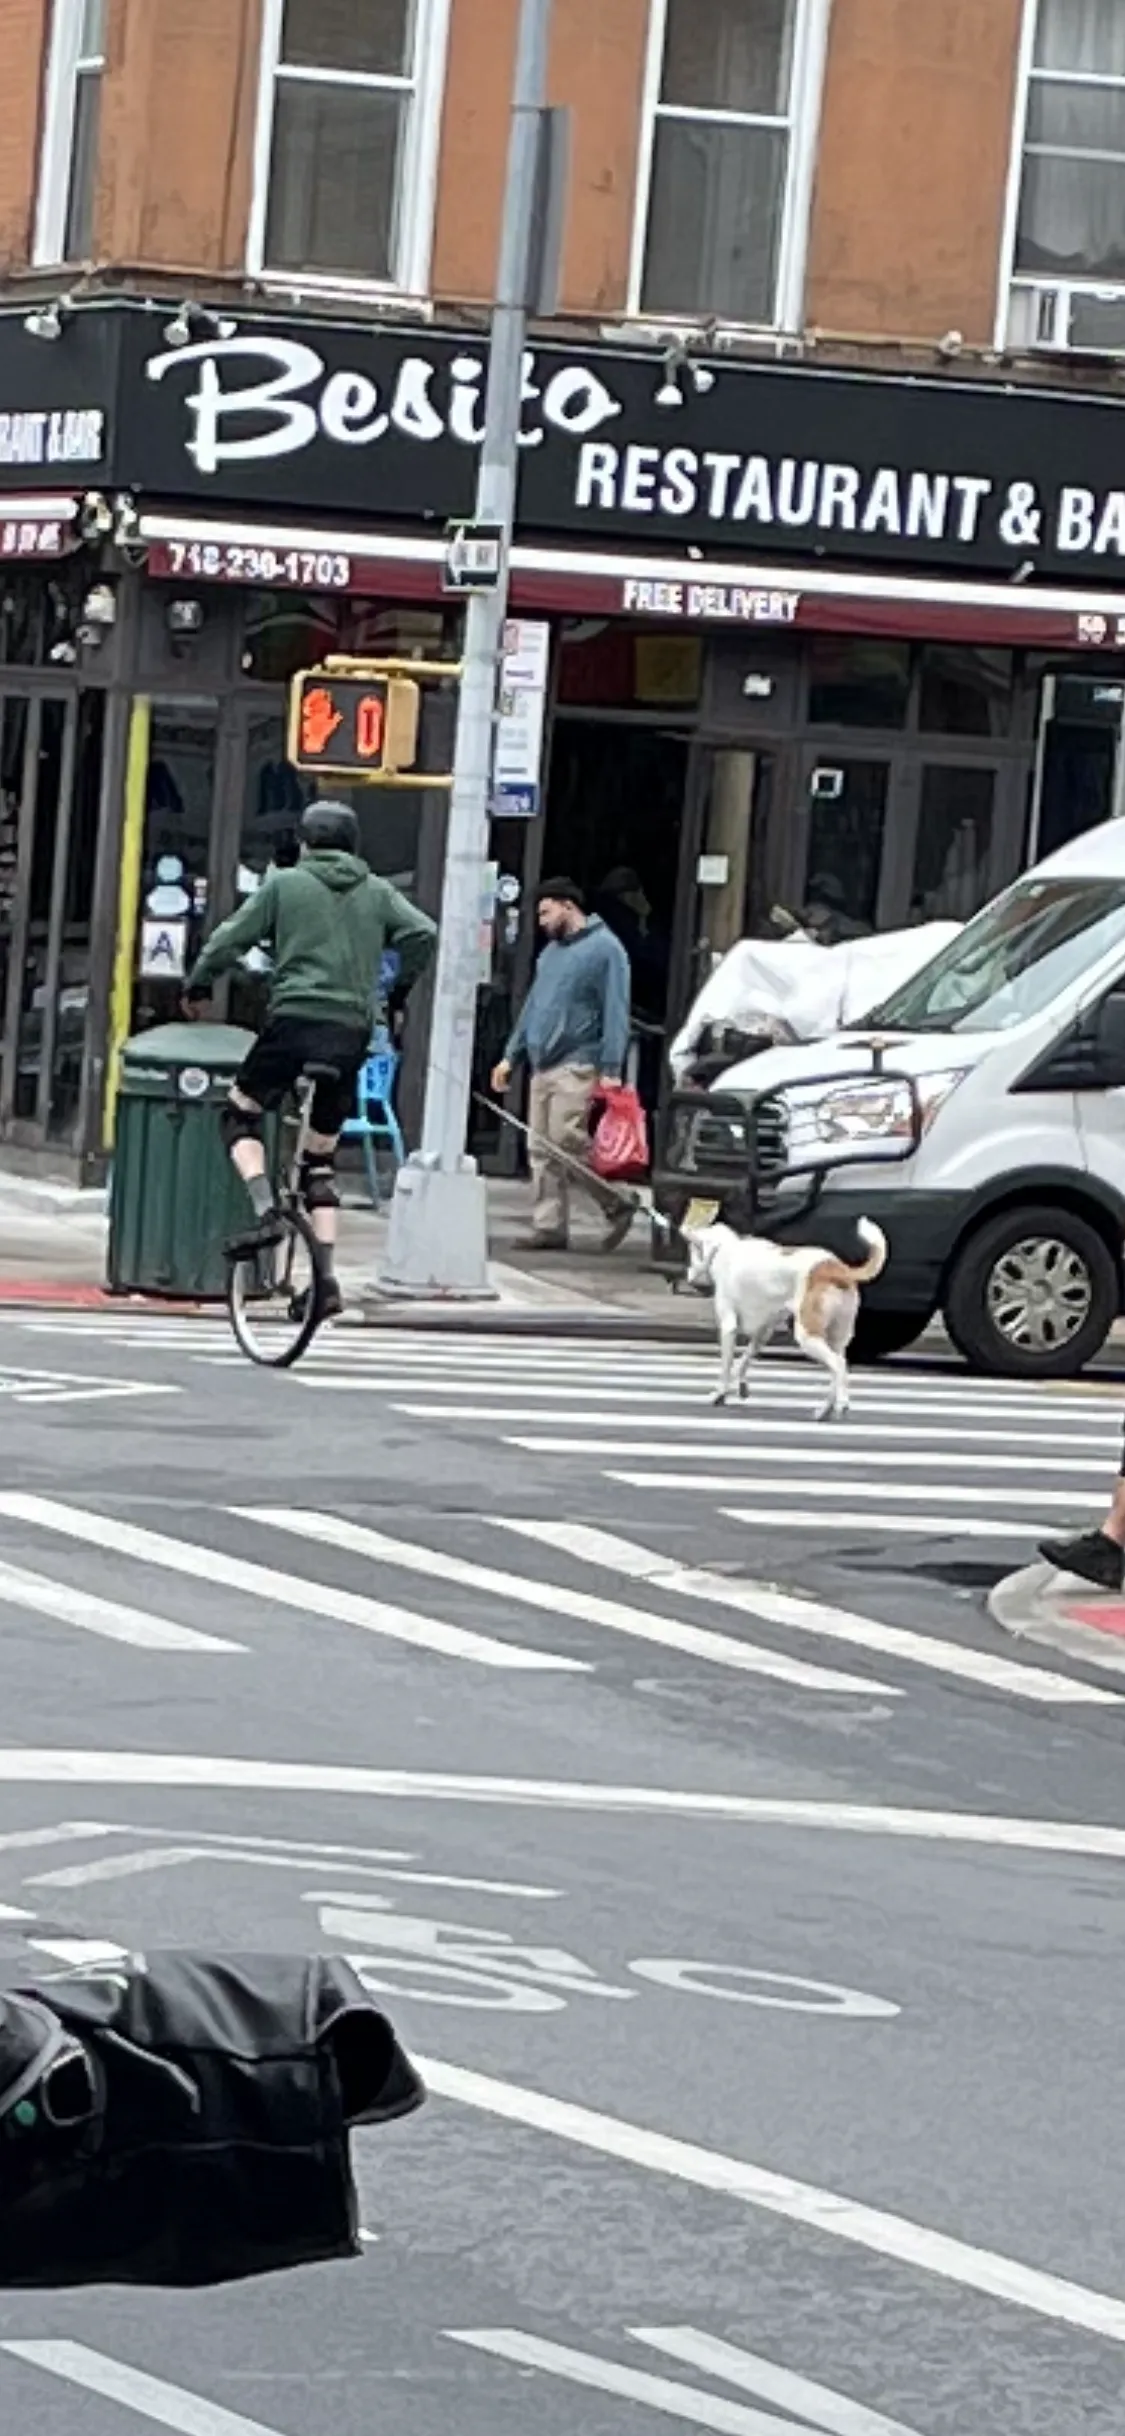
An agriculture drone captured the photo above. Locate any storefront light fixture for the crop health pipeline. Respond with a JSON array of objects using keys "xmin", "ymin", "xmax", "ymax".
[
  {"xmin": 653, "ymin": 341, "xmax": 716, "ymax": 411},
  {"xmin": 163, "ymin": 302, "xmax": 238, "ymax": 349},
  {"xmin": 23, "ymin": 297, "xmax": 71, "ymax": 342},
  {"xmin": 165, "ymin": 597, "xmax": 204, "ymax": 636},
  {"xmin": 79, "ymin": 583, "xmax": 117, "ymax": 631}
]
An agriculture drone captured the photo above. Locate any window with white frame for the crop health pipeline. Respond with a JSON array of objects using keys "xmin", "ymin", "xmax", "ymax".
[
  {"xmin": 1015, "ymin": 0, "xmax": 1125, "ymax": 287},
  {"xmin": 34, "ymin": 0, "xmax": 106, "ymax": 266},
  {"xmin": 251, "ymin": 0, "xmax": 446, "ymax": 290},
  {"xmin": 634, "ymin": 0, "xmax": 822, "ymax": 326}
]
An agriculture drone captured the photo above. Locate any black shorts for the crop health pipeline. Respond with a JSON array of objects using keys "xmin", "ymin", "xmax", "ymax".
[{"xmin": 234, "ymin": 1016, "xmax": 369, "ymax": 1137}]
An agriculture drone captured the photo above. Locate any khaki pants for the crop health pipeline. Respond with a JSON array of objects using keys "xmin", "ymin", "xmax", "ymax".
[{"xmin": 527, "ymin": 1064, "xmax": 618, "ymax": 1240}]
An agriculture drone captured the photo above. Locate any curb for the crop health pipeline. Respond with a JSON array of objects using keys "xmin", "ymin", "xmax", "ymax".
[{"xmin": 989, "ymin": 1562, "xmax": 1125, "ymax": 1676}]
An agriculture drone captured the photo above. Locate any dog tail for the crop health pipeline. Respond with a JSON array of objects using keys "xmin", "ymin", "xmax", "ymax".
[{"xmin": 797, "ymin": 1221, "xmax": 889, "ymax": 1325}]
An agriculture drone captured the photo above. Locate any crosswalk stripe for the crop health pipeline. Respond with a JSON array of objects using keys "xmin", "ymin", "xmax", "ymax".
[
  {"xmin": 633, "ymin": 2328, "xmax": 923, "ymax": 2436},
  {"xmin": 0, "ymin": 1555, "xmax": 245, "ymax": 1652},
  {"xmin": 2, "ymin": 2341, "xmax": 286, "ymax": 2436},
  {"xmin": 606, "ymin": 1473, "xmax": 1081, "ymax": 1506},
  {"xmin": 503, "ymin": 1437, "xmax": 1104, "ymax": 1475},
  {"xmin": 448, "ymin": 2331, "xmax": 794, "ymax": 2436},
  {"xmin": 239, "ymin": 1510, "xmax": 898, "ymax": 1696},
  {"xmin": 0, "ymin": 1494, "xmax": 587, "ymax": 1675},
  {"xmin": 722, "ymin": 1509, "xmax": 1038, "ymax": 1540},
  {"xmin": 496, "ymin": 1521, "xmax": 1119, "ymax": 1704},
  {"xmin": 303, "ymin": 1375, "xmax": 1124, "ymax": 1422},
  {"xmin": 391, "ymin": 1402, "xmax": 1118, "ymax": 1449}
]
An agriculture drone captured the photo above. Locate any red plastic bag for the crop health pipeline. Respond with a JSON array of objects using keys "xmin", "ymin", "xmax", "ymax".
[{"xmin": 590, "ymin": 1083, "xmax": 650, "ymax": 1183}]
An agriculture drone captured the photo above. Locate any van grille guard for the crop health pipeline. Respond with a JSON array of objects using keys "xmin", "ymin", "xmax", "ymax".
[{"xmin": 657, "ymin": 1065, "xmax": 923, "ymax": 1224}]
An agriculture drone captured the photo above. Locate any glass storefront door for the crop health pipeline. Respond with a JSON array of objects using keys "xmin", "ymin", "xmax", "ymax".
[{"xmin": 0, "ymin": 688, "xmax": 103, "ymax": 1145}]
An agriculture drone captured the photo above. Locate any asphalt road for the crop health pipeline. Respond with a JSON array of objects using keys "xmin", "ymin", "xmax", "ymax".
[{"xmin": 1, "ymin": 1307, "xmax": 1124, "ymax": 2436}]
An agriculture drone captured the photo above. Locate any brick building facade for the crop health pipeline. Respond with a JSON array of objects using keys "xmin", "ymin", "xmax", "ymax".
[{"xmin": 0, "ymin": 0, "xmax": 1123, "ymax": 1171}]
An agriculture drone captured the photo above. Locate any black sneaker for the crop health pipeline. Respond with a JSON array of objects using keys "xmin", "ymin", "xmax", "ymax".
[
  {"xmin": 225, "ymin": 1210, "xmax": 285, "ymax": 1260},
  {"xmin": 1038, "ymin": 1530, "xmax": 1125, "ymax": 1591}
]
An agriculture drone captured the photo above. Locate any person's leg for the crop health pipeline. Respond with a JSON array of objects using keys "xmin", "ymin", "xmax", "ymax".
[
  {"xmin": 525, "ymin": 1069, "xmax": 567, "ymax": 1244},
  {"xmin": 298, "ymin": 1038, "xmax": 369, "ymax": 1311},
  {"xmin": 1040, "ymin": 1449, "xmax": 1125, "ymax": 1590},
  {"xmin": 554, "ymin": 1065, "xmax": 634, "ymax": 1249}
]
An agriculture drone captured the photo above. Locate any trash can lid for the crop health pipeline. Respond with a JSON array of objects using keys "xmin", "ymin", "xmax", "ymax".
[{"xmin": 120, "ymin": 1021, "xmax": 257, "ymax": 1075}]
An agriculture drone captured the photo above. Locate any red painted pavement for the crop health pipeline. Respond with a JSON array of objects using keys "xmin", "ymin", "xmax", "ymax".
[{"xmin": 1062, "ymin": 1601, "xmax": 1125, "ymax": 1638}]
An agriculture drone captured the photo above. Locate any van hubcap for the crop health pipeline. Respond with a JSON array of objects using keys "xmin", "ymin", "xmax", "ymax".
[{"xmin": 987, "ymin": 1237, "xmax": 1092, "ymax": 1351}]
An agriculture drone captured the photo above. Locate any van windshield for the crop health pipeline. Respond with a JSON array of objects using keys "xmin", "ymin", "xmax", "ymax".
[{"xmin": 864, "ymin": 877, "xmax": 1125, "ymax": 1035}]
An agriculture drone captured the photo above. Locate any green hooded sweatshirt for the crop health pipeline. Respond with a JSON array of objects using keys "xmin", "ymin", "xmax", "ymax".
[{"xmin": 187, "ymin": 850, "xmax": 436, "ymax": 1028}]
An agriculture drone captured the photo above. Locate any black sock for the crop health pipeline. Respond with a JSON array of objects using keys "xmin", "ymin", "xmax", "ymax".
[{"xmin": 247, "ymin": 1175, "xmax": 275, "ymax": 1218}]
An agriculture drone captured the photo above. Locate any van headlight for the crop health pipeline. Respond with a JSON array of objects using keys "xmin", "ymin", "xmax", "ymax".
[
  {"xmin": 811, "ymin": 1068, "xmax": 967, "ymax": 1144},
  {"xmin": 774, "ymin": 1068, "xmax": 969, "ymax": 1170}
]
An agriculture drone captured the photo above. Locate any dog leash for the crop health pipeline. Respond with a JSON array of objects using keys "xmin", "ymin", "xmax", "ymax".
[{"xmin": 470, "ymin": 1087, "xmax": 678, "ymax": 1240}]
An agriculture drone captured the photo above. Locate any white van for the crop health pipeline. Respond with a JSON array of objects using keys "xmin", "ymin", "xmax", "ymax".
[{"xmin": 658, "ymin": 817, "xmax": 1125, "ymax": 1379}]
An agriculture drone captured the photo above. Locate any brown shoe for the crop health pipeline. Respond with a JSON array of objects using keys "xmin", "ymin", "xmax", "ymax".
[
  {"xmin": 597, "ymin": 1205, "xmax": 636, "ymax": 1253},
  {"xmin": 511, "ymin": 1232, "xmax": 568, "ymax": 1253}
]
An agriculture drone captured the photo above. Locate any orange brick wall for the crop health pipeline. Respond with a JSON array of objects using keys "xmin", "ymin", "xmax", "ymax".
[
  {"xmin": 432, "ymin": 0, "xmax": 652, "ymax": 315},
  {"xmin": 0, "ymin": 0, "xmax": 1032, "ymax": 353},
  {"xmin": 0, "ymin": 0, "xmax": 52, "ymax": 266},
  {"xmin": 806, "ymin": 0, "xmax": 1026, "ymax": 343},
  {"xmin": 97, "ymin": 0, "xmax": 262, "ymax": 270}
]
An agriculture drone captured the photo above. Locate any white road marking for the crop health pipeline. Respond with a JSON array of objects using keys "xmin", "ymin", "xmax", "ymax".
[
  {"xmin": 7, "ymin": 1750, "xmax": 1125, "ymax": 1857},
  {"xmin": 26, "ymin": 1937, "xmax": 127, "ymax": 1966},
  {"xmin": 607, "ymin": 1472, "xmax": 1079, "ymax": 1508},
  {"xmin": 627, "ymin": 1961, "xmax": 898, "ymax": 2017},
  {"xmin": 389, "ymin": 1399, "xmax": 1119, "ymax": 1448},
  {"xmin": 726, "ymin": 1509, "xmax": 1038, "ymax": 1540},
  {"xmin": 0, "ymin": 1899, "xmax": 33, "ymax": 1919},
  {"xmin": 425, "ymin": 2061, "xmax": 1125, "ymax": 2346},
  {"xmin": 2, "ymin": 2341, "xmax": 286, "ymax": 2435},
  {"xmin": 0, "ymin": 1823, "xmax": 120, "ymax": 1854},
  {"xmin": 448, "ymin": 2330, "xmax": 801, "ymax": 2435},
  {"xmin": 0, "ymin": 1555, "xmax": 244, "ymax": 1653},
  {"xmin": 635, "ymin": 2328, "xmax": 921, "ymax": 2436},
  {"xmin": 238, "ymin": 1510, "xmax": 898, "ymax": 1697},
  {"xmin": 509, "ymin": 1438, "xmax": 1105, "ymax": 1476},
  {"xmin": 29, "ymin": 1845, "xmax": 561, "ymax": 1900},
  {"xmin": 496, "ymin": 1522, "xmax": 1121, "ymax": 1707},
  {"xmin": 0, "ymin": 1494, "xmax": 587, "ymax": 1675}
]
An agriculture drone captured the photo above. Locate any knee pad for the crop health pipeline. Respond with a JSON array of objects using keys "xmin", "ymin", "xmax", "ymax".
[
  {"xmin": 219, "ymin": 1100, "xmax": 264, "ymax": 1155},
  {"xmin": 300, "ymin": 1154, "xmax": 339, "ymax": 1213}
]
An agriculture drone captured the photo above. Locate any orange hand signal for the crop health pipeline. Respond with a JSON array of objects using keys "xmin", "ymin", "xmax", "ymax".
[{"xmin": 299, "ymin": 686, "xmax": 344, "ymax": 758}]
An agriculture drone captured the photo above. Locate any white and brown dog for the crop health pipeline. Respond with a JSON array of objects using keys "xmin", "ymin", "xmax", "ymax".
[{"xmin": 684, "ymin": 1218, "xmax": 889, "ymax": 1420}]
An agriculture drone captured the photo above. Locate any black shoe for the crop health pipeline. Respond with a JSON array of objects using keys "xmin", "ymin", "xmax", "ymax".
[
  {"xmin": 225, "ymin": 1210, "xmax": 285, "ymax": 1260},
  {"xmin": 1038, "ymin": 1530, "xmax": 1125, "ymax": 1591},
  {"xmin": 317, "ymin": 1277, "xmax": 344, "ymax": 1322}
]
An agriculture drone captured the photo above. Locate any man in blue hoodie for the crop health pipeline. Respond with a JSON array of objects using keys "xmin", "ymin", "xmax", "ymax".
[{"xmin": 491, "ymin": 877, "xmax": 634, "ymax": 1252}]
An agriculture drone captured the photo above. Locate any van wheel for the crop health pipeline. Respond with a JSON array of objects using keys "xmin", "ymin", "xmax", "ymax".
[
  {"xmin": 942, "ymin": 1206, "xmax": 1118, "ymax": 1378},
  {"xmin": 849, "ymin": 1310, "xmax": 927, "ymax": 1363}
]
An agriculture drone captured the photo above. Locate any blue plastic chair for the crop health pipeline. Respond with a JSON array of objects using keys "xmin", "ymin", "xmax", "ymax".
[{"xmin": 342, "ymin": 1026, "xmax": 404, "ymax": 1204}]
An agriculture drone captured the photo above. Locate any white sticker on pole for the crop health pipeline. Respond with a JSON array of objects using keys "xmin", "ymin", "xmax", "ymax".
[{"xmin": 492, "ymin": 619, "xmax": 550, "ymax": 818}]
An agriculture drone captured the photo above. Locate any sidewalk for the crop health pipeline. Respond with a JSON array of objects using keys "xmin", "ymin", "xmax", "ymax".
[{"xmin": 0, "ymin": 1164, "xmax": 715, "ymax": 1336}]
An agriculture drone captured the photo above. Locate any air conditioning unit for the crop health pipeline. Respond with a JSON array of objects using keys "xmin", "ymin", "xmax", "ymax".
[{"xmin": 1014, "ymin": 280, "xmax": 1125, "ymax": 355}]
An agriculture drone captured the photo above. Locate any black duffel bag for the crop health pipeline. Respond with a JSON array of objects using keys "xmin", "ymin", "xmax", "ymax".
[{"xmin": 0, "ymin": 1949, "xmax": 424, "ymax": 2287}]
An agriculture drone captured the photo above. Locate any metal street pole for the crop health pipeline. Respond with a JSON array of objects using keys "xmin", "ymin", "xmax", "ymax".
[{"xmin": 381, "ymin": 0, "xmax": 557, "ymax": 1297}]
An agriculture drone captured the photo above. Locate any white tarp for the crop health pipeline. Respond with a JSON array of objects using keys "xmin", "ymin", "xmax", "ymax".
[{"xmin": 669, "ymin": 923, "xmax": 962, "ymax": 1083}]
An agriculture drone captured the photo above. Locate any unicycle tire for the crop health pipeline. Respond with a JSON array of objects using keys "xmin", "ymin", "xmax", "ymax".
[{"xmin": 226, "ymin": 1208, "xmax": 324, "ymax": 1369}]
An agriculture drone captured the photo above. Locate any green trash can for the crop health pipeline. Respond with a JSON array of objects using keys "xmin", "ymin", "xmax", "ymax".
[{"xmin": 107, "ymin": 1023, "xmax": 278, "ymax": 1300}]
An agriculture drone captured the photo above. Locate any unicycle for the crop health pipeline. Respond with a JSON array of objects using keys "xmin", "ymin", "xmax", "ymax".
[{"xmin": 225, "ymin": 1064, "xmax": 337, "ymax": 1369}]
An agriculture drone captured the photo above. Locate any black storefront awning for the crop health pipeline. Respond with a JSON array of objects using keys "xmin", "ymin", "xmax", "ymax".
[{"xmin": 6, "ymin": 295, "xmax": 1125, "ymax": 597}]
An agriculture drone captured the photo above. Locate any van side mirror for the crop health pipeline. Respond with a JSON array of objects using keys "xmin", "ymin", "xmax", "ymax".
[{"xmin": 1095, "ymin": 993, "xmax": 1125, "ymax": 1085}]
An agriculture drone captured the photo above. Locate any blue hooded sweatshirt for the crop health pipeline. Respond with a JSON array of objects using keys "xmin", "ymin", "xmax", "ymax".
[{"xmin": 505, "ymin": 914, "xmax": 631, "ymax": 1077}]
